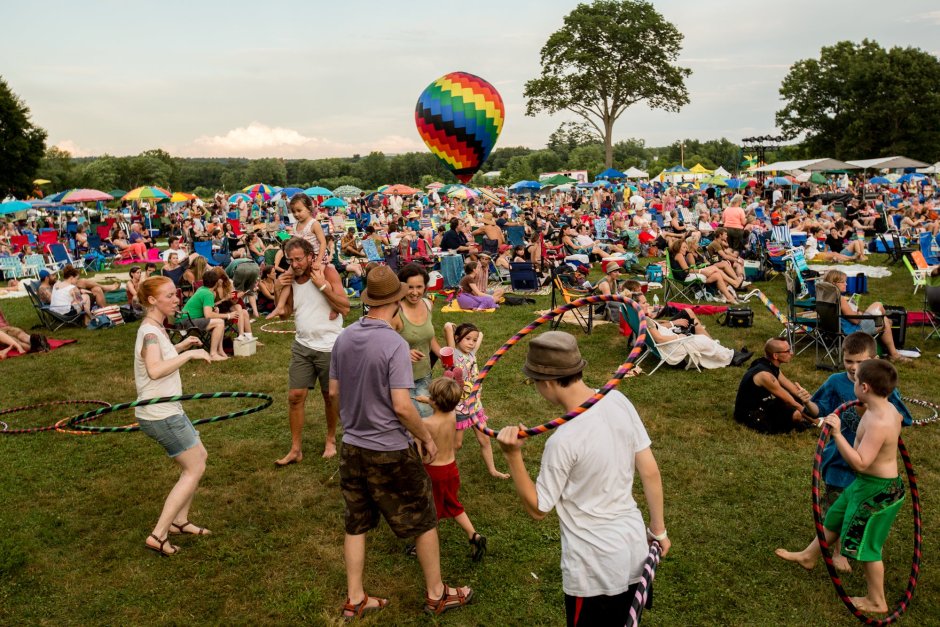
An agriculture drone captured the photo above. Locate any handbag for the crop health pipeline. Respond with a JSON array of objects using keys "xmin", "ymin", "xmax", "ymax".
[{"xmin": 717, "ymin": 307, "xmax": 754, "ymax": 328}]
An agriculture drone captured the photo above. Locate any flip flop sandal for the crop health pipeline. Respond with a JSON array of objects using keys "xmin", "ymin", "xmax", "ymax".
[
  {"xmin": 170, "ymin": 521, "xmax": 210, "ymax": 535},
  {"xmin": 425, "ymin": 585, "xmax": 473, "ymax": 615},
  {"xmin": 145, "ymin": 534, "xmax": 179, "ymax": 556},
  {"xmin": 469, "ymin": 533, "xmax": 487, "ymax": 562},
  {"xmin": 341, "ymin": 593, "xmax": 388, "ymax": 621}
]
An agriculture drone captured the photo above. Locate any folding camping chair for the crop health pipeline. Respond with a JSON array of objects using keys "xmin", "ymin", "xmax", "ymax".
[
  {"xmin": 509, "ymin": 261, "xmax": 539, "ymax": 292},
  {"xmin": 47, "ymin": 243, "xmax": 85, "ymax": 274},
  {"xmin": 551, "ymin": 276, "xmax": 594, "ymax": 334},
  {"xmin": 903, "ymin": 255, "xmax": 928, "ymax": 294},
  {"xmin": 784, "ymin": 272, "xmax": 818, "ymax": 355},
  {"xmin": 813, "ymin": 281, "xmax": 883, "ymax": 370},
  {"xmin": 919, "ymin": 232, "xmax": 939, "ymax": 265},
  {"xmin": 24, "ymin": 281, "xmax": 85, "ymax": 331},
  {"xmin": 361, "ymin": 238, "xmax": 385, "ymax": 264},
  {"xmin": 923, "ymin": 282, "xmax": 940, "ymax": 341},
  {"xmin": 506, "ymin": 226, "xmax": 525, "ymax": 247},
  {"xmin": 662, "ymin": 249, "xmax": 707, "ymax": 303}
]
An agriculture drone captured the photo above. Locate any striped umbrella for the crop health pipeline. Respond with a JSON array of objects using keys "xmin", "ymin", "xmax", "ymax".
[
  {"xmin": 449, "ymin": 187, "xmax": 479, "ymax": 199},
  {"xmin": 304, "ymin": 186, "xmax": 333, "ymax": 197},
  {"xmin": 123, "ymin": 186, "xmax": 171, "ymax": 201},
  {"xmin": 477, "ymin": 188, "xmax": 502, "ymax": 203},
  {"xmin": 228, "ymin": 192, "xmax": 252, "ymax": 203},
  {"xmin": 332, "ymin": 185, "xmax": 362, "ymax": 198},
  {"xmin": 59, "ymin": 189, "xmax": 113, "ymax": 203},
  {"xmin": 242, "ymin": 183, "xmax": 274, "ymax": 200}
]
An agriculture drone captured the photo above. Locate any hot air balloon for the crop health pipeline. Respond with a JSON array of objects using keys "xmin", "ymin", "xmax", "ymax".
[{"xmin": 415, "ymin": 71, "xmax": 505, "ymax": 184}]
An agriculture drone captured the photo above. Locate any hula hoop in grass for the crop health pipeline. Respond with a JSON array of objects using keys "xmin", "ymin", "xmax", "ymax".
[
  {"xmin": 901, "ymin": 396, "xmax": 939, "ymax": 427},
  {"xmin": 465, "ymin": 294, "xmax": 647, "ymax": 438},
  {"xmin": 626, "ymin": 541, "xmax": 662, "ymax": 627},
  {"xmin": 813, "ymin": 400, "xmax": 921, "ymax": 625},
  {"xmin": 0, "ymin": 400, "xmax": 112, "ymax": 435},
  {"xmin": 64, "ymin": 392, "xmax": 274, "ymax": 433},
  {"xmin": 0, "ymin": 421, "xmax": 7, "ymax": 431},
  {"xmin": 260, "ymin": 319, "xmax": 296, "ymax": 334}
]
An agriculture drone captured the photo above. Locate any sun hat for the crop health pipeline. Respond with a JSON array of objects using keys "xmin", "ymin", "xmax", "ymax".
[
  {"xmin": 482, "ymin": 213, "xmax": 496, "ymax": 225},
  {"xmin": 498, "ymin": 244, "xmax": 511, "ymax": 253},
  {"xmin": 603, "ymin": 260, "xmax": 621, "ymax": 274},
  {"xmin": 521, "ymin": 331, "xmax": 587, "ymax": 381},
  {"xmin": 361, "ymin": 265, "xmax": 407, "ymax": 306}
]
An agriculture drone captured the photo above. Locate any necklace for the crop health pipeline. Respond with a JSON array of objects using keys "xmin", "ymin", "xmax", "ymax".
[{"xmin": 364, "ymin": 315, "xmax": 391, "ymax": 328}]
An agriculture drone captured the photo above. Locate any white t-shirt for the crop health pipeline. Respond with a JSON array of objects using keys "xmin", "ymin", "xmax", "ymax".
[
  {"xmin": 536, "ymin": 389, "xmax": 652, "ymax": 596},
  {"xmin": 49, "ymin": 283, "xmax": 78, "ymax": 314},
  {"xmin": 630, "ymin": 194, "xmax": 645, "ymax": 210},
  {"xmin": 134, "ymin": 321, "xmax": 184, "ymax": 421},
  {"xmin": 293, "ymin": 278, "xmax": 343, "ymax": 352}
]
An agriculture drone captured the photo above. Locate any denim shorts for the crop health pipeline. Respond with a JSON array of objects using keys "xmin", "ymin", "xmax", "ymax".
[
  {"xmin": 411, "ymin": 373, "xmax": 432, "ymax": 418},
  {"xmin": 139, "ymin": 413, "xmax": 200, "ymax": 458}
]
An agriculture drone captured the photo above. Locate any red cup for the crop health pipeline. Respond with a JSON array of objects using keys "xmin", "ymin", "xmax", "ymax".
[{"xmin": 440, "ymin": 347, "xmax": 455, "ymax": 369}]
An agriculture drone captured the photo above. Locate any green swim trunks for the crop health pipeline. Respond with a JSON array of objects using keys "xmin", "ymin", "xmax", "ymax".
[{"xmin": 824, "ymin": 473, "xmax": 905, "ymax": 562}]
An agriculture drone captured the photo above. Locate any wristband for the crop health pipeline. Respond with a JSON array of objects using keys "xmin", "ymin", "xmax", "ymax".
[
  {"xmin": 318, "ymin": 283, "xmax": 328, "ymax": 292},
  {"xmin": 647, "ymin": 527, "xmax": 667, "ymax": 541}
]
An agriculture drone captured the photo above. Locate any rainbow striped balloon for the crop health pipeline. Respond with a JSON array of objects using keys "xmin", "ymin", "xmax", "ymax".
[{"xmin": 415, "ymin": 71, "xmax": 505, "ymax": 184}]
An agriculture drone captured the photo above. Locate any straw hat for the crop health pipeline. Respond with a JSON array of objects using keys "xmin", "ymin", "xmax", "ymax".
[
  {"xmin": 482, "ymin": 213, "xmax": 496, "ymax": 225},
  {"xmin": 361, "ymin": 266, "xmax": 407, "ymax": 306},
  {"xmin": 603, "ymin": 260, "xmax": 622, "ymax": 274},
  {"xmin": 522, "ymin": 331, "xmax": 587, "ymax": 381}
]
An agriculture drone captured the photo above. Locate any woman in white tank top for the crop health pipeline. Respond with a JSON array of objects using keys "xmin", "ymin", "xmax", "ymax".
[{"xmin": 135, "ymin": 276, "xmax": 214, "ymax": 556}]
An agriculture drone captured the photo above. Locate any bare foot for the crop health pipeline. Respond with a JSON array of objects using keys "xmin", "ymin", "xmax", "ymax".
[
  {"xmin": 774, "ymin": 548, "xmax": 816, "ymax": 570},
  {"xmin": 211, "ymin": 353, "xmax": 229, "ymax": 362},
  {"xmin": 489, "ymin": 469, "xmax": 510, "ymax": 480},
  {"xmin": 850, "ymin": 596, "xmax": 888, "ymax": 614},
  {"xmin": 832, "ymin": 554, "xmax": 852, "ymax": 573},
  {"xmin": 322, "ymin": 441, "xmax": 337, "ymax": 458},
  {"xmin": 265, "ymin": 307, "xmax": 284, "ymax": 320},
  {"xmin": 275, "ymin": 451, "xmax": 303, "ymax": 467}
]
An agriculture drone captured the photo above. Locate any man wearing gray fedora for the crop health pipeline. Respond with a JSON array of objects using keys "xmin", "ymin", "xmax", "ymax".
[
  {"xmin": 497, "ymin": 331, "xmax": 670, "ymax": 627},
  {"xmin": 329, "ymin": 265, "xmax": 473, "ymax": 619}
]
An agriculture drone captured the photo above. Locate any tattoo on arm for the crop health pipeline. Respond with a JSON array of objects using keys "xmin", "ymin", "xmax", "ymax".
[{"xmin": 143, "ymin": 333, "xmax": 159, "ymax": 348}]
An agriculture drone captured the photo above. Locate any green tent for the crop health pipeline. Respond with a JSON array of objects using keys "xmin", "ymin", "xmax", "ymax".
[{"xmin": 540, "ymin": 174, "xmax": 578, "ymax": 187}]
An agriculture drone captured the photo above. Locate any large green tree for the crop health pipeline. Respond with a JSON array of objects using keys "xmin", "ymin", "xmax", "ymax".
[
  {"xmin": 524, "ymin": 0, "xmax": 691, "ymax": 168},
  {"xmin": 0, "ymin": 77, "xmax": 47, "ymax": 197},
  {"xmin": 776, "ymin": 39, "xmax": 940, "ymax": 161}
]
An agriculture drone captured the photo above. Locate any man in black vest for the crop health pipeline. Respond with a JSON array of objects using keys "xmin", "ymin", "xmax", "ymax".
[{"xmin": 733, "ymin": 338, "xmax": 819, "ymax": 433}]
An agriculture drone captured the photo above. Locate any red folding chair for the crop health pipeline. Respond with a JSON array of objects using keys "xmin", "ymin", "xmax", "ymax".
[
  {"xmin": 226, "ymin": 218, "xmax": 243, "ymax": 236},
  {"xmin": 10, "ymin": 235, "xmax": 28, "ymax": 252}
]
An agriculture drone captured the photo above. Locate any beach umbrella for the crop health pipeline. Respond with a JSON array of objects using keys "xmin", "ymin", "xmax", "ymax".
[
  {"xmin": 170, "ymin": 192, "xmax": 198, "ymax": 202},
  {"xmin": 321, "ymin": 197, "xmax": 348, "ymax": 208},
  {"xmin": 123, "ymin": 186, "xmax": 171, "ymax": 201},
  {"xmin": 808, "ymin": 172, "xmax": 828, "ymax": 184},
  {"xmin": 228, "ymin": 192, "xmax": 252, "ymax": 203},
  {"xmin": 449, "ymin": 187, "xmax": 479, "ymax": 199},
  {"xmin": 509, "ymin": 180, "xmax": 541, "ymax": 191},
  {"xmin": 28, "ymin": 199, "xmax": 58, "ymax": 209},
  {"xmin": 769, "ymin": 176, "xmax": 795, "ymax": 186},
  {"xmin": 702, "ymin": 175, "xmax": 728, "ymax": 187},
  {"xmin": 304, "ymin": 186, "xmax": 334, "ymax": 197},
  {"xmin": 477, "ymin": 188, "xmax": 502, "ymax": 203},
  {"xmin": 242, "ymin": 183, "xmax": 274, "ymax": 200},
  {"xmin": 595, "ymin": 167, "xmax": 626, "ymax": 180},
  {"xmin": 58, "ymin": 189, "xmax": 113, "ymax": 203},
  {"xmin": 425, "ymin": 182, "xmax": 445, "ymax": 190},
  {"xmin": 438, "ymin": 183, "xmax": 466, "ymax": 195},
  {"xmin": 869, "ymin": 176, "xmax": 891, "ymax": 185},
  {"xmin": 0, "ymin": 200, "xmax": 31, "ymax": 215},
  {"xmin": 107, "ymin": 189, "xmax": 127, "ymax": 199},
  {"xmin": 33, "ymin": 179, "xmax": 51, "ymax": 185},
  {"xmin": 273, "ymin": 187, "xmax": 304, "ymax": 199},
  {"xmin": 897, "ymin": 173, "xmax": 927, "ymax": 183},
  {"xmin": 332, "ymin": 185, "xmax": 362, "ymax": 198},
  {"xmin": 384, "ymin": 184, "xmax": 419, "ymax": 196}
]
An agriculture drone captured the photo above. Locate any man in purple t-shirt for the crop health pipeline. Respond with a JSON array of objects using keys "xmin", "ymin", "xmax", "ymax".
[{"xmin": 329, "ymin": 266, "xmax": 474, "ymax": 619}]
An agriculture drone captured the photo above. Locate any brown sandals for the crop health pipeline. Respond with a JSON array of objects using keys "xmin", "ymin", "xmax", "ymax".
[
  {"xmin": 145, "ymin": 534, "xmax": 179, "ymax": 556},
  {"xmin": 341, "ymin": 594, "xmax": 389, "ymax": 621},
  {"xmin": 425, "ymin": 585, "xmax": 474, "ymax": 615},
  {"xmin": 169, "ymin": 521, "xmax": 210, "ymax": 535}
]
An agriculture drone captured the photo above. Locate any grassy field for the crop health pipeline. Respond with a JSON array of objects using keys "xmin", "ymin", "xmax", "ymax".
[{"xmin": 1, "ymin": 256, "xmax": 939, "ymax": 626}]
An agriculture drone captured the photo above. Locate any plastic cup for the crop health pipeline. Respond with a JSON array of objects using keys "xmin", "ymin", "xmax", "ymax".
[{"xmin": 440, "ymin": 347, "xmax": 454, "ymax": 369}]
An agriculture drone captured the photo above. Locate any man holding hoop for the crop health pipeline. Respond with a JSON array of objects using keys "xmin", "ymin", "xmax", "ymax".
[
  {"xmin": 274, "ymin": 237, "xmax": 349, "ymax": 465},
  {"xmin": 497, "ymin": 331, "xmax": 670, "ymax": 627}
]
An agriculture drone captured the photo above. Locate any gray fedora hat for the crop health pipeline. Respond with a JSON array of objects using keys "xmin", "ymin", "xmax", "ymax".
[{"xmin": 521, "ymin": 331, "xmax": 587, "ymax": 380}]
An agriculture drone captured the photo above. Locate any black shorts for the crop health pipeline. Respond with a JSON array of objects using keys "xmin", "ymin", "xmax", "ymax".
[
  {"xmin": 565, "ymin": 584, "xmax": 642, "ymax": 627},
  {"xmin": 339, "ymin": 442, "xmax": 437, "ymax": 539}
]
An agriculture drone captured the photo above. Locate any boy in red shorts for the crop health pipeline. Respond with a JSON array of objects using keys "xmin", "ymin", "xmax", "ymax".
[{"xmin": 423, "ymin": 376, "xmax": 487, "ymax": 561}]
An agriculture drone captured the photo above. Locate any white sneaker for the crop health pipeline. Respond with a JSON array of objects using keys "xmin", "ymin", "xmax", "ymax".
[{"xmin": 236, "ymin": 334, "xmax": 247, "ymax": 342}]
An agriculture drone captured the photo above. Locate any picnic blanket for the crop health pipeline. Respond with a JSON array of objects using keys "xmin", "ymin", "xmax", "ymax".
[
  {"xmin": 2, "ymin": 338, "xmax": 76, "ymax": 359},
  {"xmin": 809, "ymin": 264, "xmax": 892, "ymax": 279},
  {"xmin": 442, "ymin": 301, "xmax": 495, "ymax": 314},
  {"xmin": 666, "ymin": 302, "xmax": 728, "ymax": 316}
]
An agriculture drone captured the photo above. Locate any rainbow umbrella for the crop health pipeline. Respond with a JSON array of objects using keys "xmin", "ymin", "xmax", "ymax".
[
  {"xmin": 243, "ymin": 183, "xmax": 274, "ymax": 200},
  {"xmin": 229, "ymin": 192, "xmax": 252, "ymax": 203},
  {"xmin": 449, "ymin": 187, "xmax": 479, "ymax": 199},
  {"xmin": 304, "ymin": 186, "xmax": 333, "ymax": 197},
  {"xmin": 123, "ymin": 186, "xmax": 171, "ymax": 201}
]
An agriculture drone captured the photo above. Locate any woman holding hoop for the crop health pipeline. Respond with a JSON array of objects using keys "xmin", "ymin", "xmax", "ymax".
[{"xmin": 137, "ymin": 276, "xmax": 214, "ymax": 556}]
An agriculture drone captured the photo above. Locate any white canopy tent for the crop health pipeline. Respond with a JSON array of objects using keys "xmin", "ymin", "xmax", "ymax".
[
  {"xmin": 625, "ymin": 166, "xmax": 649, "ymax": 179},
  {"xmin": 846, "ymin": 156, "xmax": 929, "ymax": 170},
  {"xmin": 916, "ymin": 162, "xmax": 940, "ymax": 175},
  {"xmin": 755, "ymin": 158, "xmax": 860, "ymax": 172},
  {"xmin": 713, "ymin": 166, "xmax": 731, "ymax": 177}
]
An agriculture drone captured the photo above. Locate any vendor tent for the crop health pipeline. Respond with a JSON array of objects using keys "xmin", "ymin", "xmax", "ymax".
[
  {"xmin": 755, "ymin": 158, "xmax": 860, "ymax": 172},
  {"xmin": 846, "ymin": 156, "xmax": 929, "ymax": 170},
  {"xmin": 625, "ymin": 166, "xmax": 649, "ymax": 179}
]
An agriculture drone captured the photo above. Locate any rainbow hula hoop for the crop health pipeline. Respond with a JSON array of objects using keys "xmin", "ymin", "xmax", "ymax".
[
  {"xmin": 626, "ymin": 541, "xmax": 662, "ymax": 627},
  {"xmin": 64, "ymin": 392, "xmax": 274, "ymax": 433},
  {"xmin": 0, "ymin": 400, "xmax": 112, "ymax": 435},
  {"xmin": 900, "ymin": 397, "xmax": 939, "ymax": 427},
  {"xmin": 465, "ymin": 294, "xmax": 647, "ymax": 438},
  {"xmin": 812, "ymin": 400, "xmax": 921, "ymax": 625}
]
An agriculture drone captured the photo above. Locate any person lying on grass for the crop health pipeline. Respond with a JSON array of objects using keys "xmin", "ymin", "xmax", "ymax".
[
  {"xmin": 776, "ymin": 359, "xmax": 906, "ymax": 615},
  {"xmin": 497, "ymin": 331, "xmax": 670, "ymax": 627}
]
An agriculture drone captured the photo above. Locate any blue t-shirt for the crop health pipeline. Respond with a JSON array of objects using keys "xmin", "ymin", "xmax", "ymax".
[
  {"xmin": 811, "ymin": 372, "xmax": 912, "ymax": 489},
  {"xmin": 330, "ymin": 317, "xmax": 415, "ymax": 451}
]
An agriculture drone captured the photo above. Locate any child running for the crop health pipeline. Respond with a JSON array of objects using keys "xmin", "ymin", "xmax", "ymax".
[
  {"xmin": 422, "ymin": 376, "xmax": 487, "ymax": 561},
  {"xmin": 776, "ymin": 359, "xmax": 905, "ymax": 614},
  {"xmin": 266, "ymin": 193, "xmax": 334, "ymax": 320},
  {"xmin": 442, "ymin": 322, "xmax": 509, "ymax": 479}
]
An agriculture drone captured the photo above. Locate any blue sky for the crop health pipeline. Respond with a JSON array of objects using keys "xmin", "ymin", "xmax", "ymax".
[{"xmin": 3, "ymin": 0, "xmax": 939, "ymax": 158}]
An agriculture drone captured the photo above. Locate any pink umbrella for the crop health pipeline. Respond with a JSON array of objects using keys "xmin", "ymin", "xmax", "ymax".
[{"xmin": 59, "ymin": 189, "xmax": 113, "ymax": 203}]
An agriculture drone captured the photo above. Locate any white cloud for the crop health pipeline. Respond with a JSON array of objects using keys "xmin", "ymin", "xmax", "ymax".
[
  {"xmin": 178, "ymin": 122, "xmax": 423, "ymax": 158},
  {"xmin": 52, "ymin": 140, "xmax": 91, "ymax": 157},
  {"xmin": 916, "ymin": 10, "xmax": 940, "ymax": 25}
]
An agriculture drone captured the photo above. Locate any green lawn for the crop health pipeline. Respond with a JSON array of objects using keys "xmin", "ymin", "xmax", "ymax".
[{"xmin": 1, "ymin": 257, "xmax": 939, "ymax": 626}]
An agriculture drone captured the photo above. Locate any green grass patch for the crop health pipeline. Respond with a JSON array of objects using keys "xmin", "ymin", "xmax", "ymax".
[{"xmin": 1, "ymin": 255, "xmax": 939, "ymax": 625}]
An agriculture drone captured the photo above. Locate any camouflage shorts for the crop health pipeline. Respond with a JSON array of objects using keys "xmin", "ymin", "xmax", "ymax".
[{"xmin": 339, "ymin": 442, "xmax": 437, "ymax": 538}]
